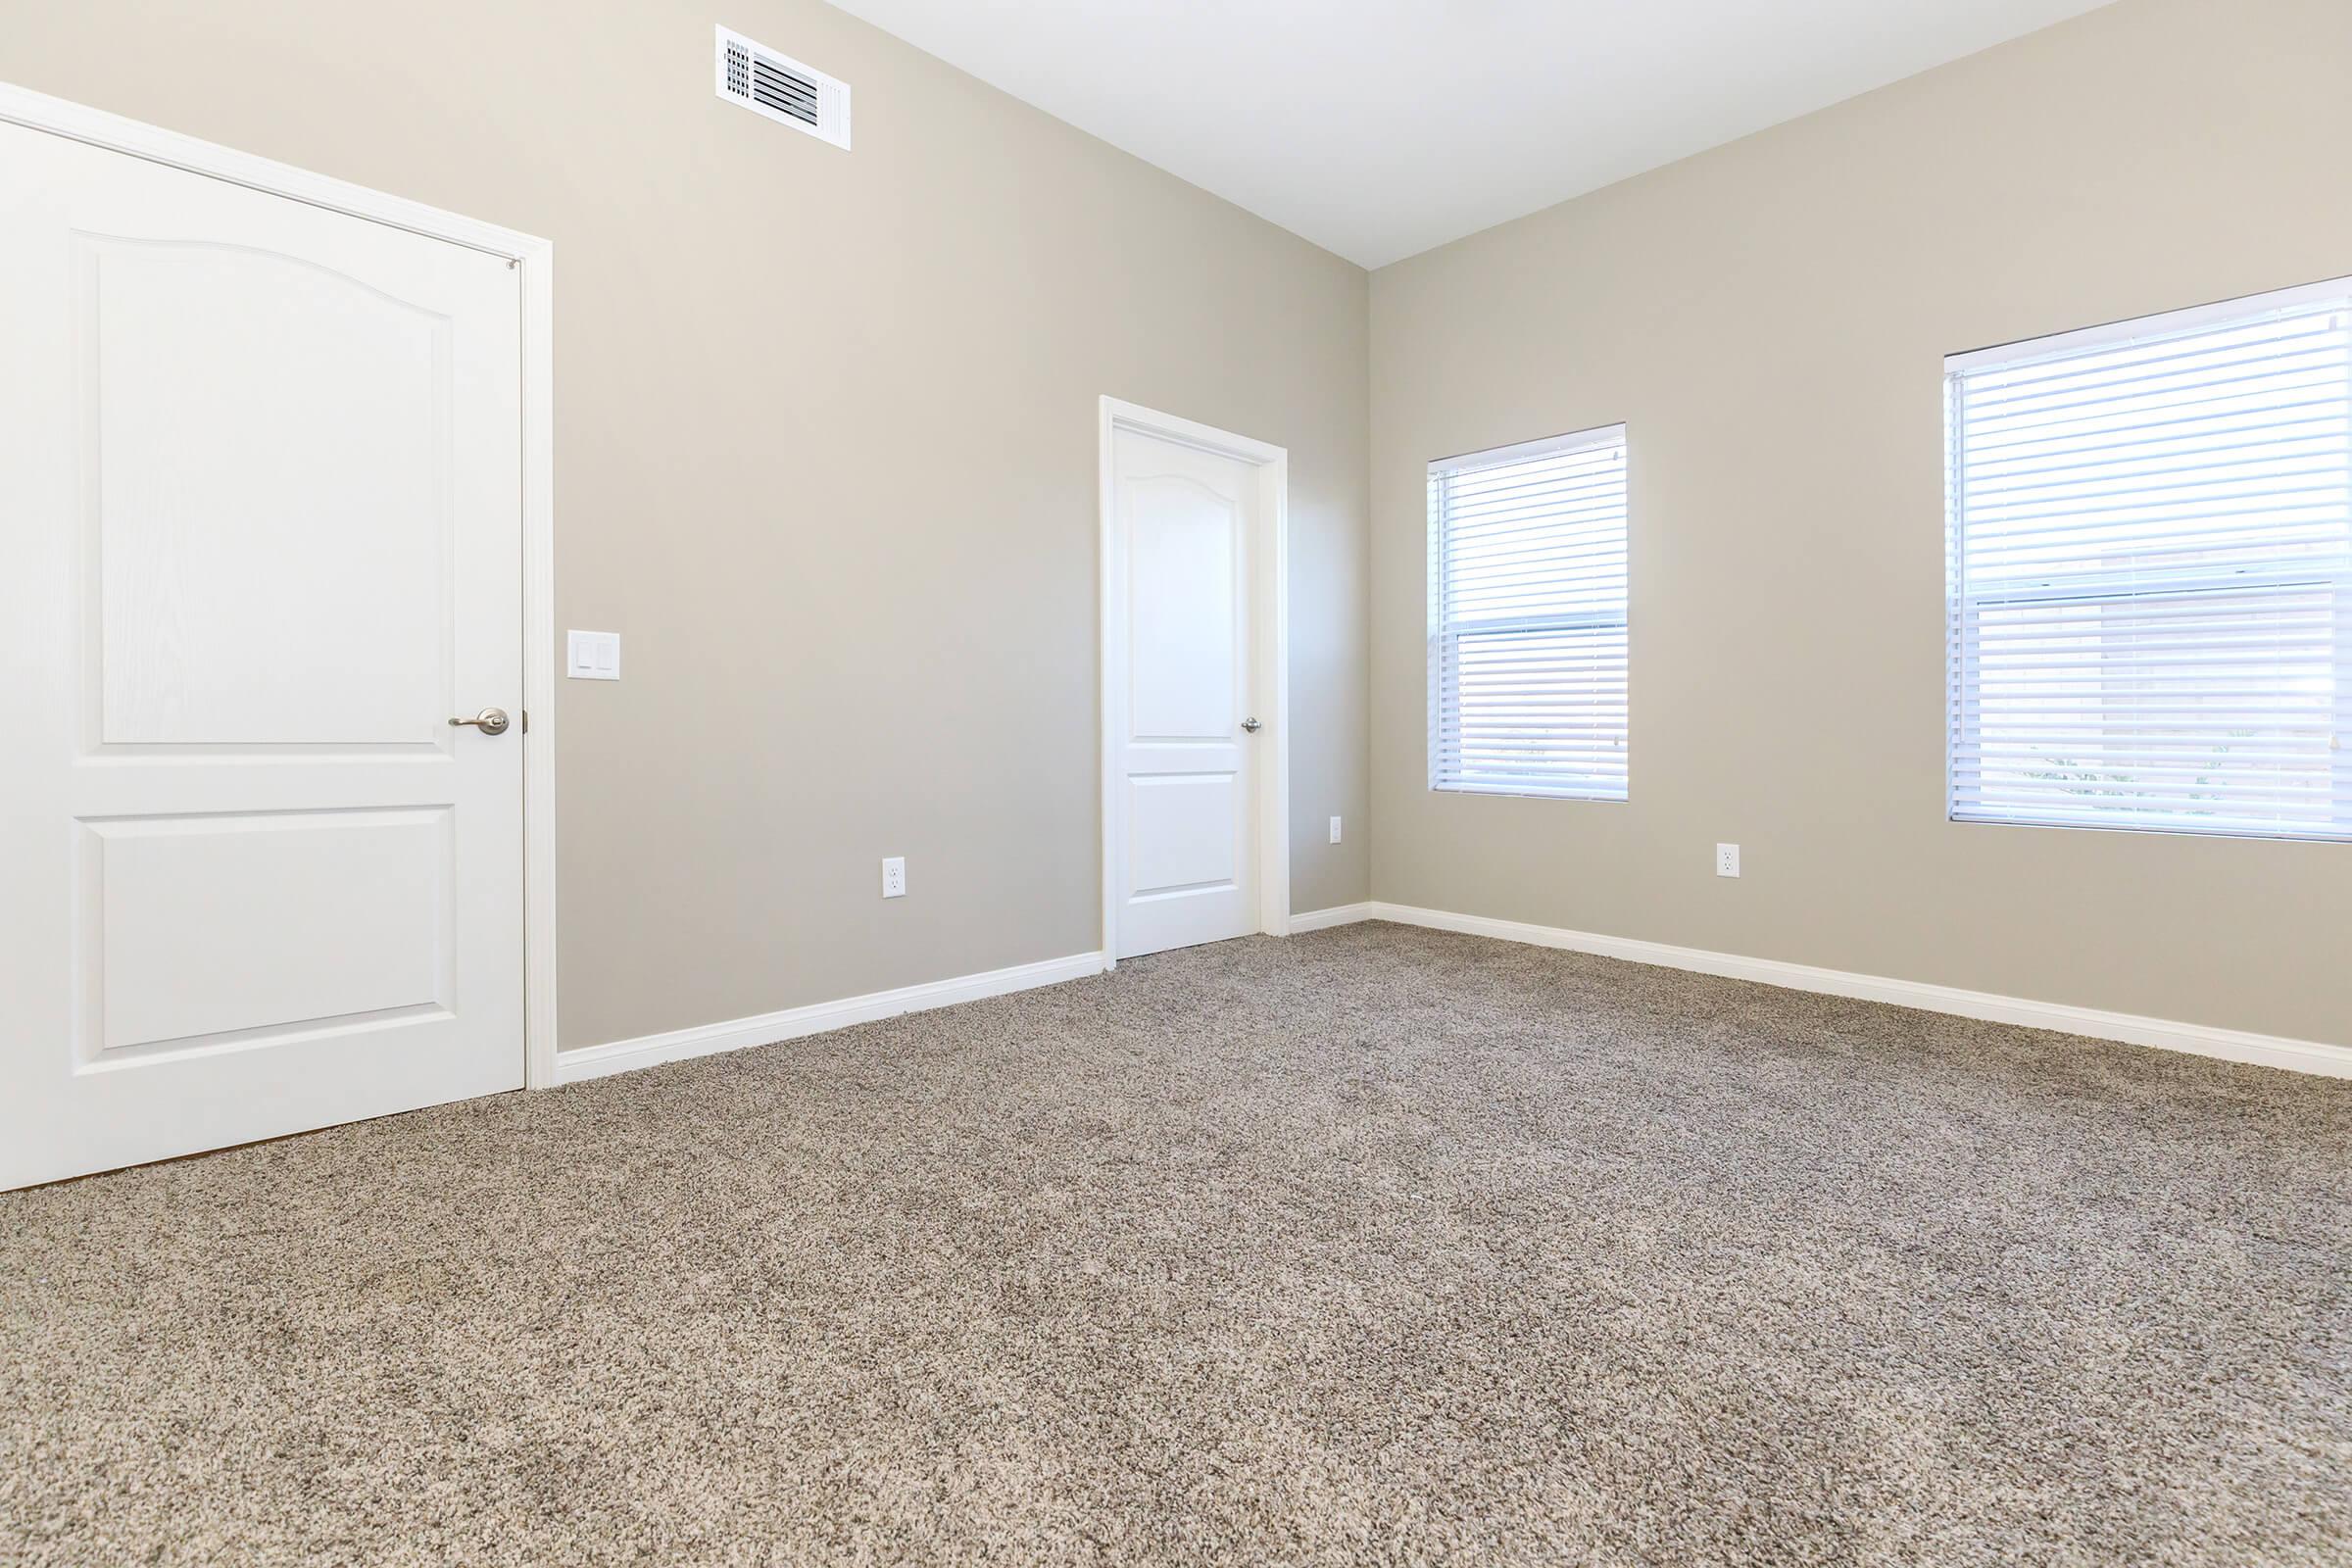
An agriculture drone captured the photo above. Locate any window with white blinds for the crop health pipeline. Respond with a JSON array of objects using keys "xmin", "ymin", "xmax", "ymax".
[
  {"xmin": 1429, "ymin": 425, "xmax": 1629, "ymax": 799},
  {"xmin": 1947, "ymin": 280, "xmax": 2352, "ymax": 840}
]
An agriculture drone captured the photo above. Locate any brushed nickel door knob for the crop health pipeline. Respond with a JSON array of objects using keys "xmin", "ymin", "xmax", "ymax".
[{"xmin": 448, "ymin": 707, "xmax": 511, "ymax": 736}]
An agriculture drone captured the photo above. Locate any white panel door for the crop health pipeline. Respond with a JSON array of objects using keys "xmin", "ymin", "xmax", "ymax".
[
  {"xmin": 0, "ymin": 122, "xmax": 525, "ymax": 1190},
  {"xmin": 1111, "ymin": 428, "xmax": 1263, "ymax": 958}
]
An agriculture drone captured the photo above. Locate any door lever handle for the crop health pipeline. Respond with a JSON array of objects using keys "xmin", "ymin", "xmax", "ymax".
[{"xmin": 449, "ymin": 708, "xmax": 511, "ymax": 736}]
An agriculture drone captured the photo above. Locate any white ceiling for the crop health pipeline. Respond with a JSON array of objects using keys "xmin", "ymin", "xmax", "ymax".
[{"xmin": 823, "ymin": 0, "xmax": 2116, "ymax": 269}]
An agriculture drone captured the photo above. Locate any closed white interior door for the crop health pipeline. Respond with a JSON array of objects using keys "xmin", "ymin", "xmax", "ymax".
[
  {"xmin": 0, "ymin": 122, "xmax": 526, "ymax": 1190},
  {"xmin": 1111, "ymin": 427, "xmax": 1265, "ymax": 958}
]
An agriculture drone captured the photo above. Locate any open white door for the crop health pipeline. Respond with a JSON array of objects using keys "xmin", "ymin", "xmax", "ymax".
[
  {"xmin": 1102, "ymin": 404, "xmax": 1288, "ymax": 961},
  {"xmin": 0, "ymin": 120, "xmax": 527, "ymax": 1189}
]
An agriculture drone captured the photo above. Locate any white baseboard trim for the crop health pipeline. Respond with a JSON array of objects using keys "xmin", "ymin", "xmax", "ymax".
[
  {"xmin": 553, "ymin": 951, "xmax": 1107, "ymax": 1087},
  {"xmin": 1365, "ymin": 903, "xmax": 2352, "ymax": 1079},
  {"xmin": 1287, "ymin": 902, "xmax": 1375, "ymax": 933}
]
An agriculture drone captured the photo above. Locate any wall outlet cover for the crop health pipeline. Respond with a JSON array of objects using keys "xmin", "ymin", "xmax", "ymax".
[
  {"xmin": 881, "ymin": 857, "xmax": 906, "ymax": 898},
  {"xmin": 1330, "ymin": 816, "xmax": 1344, "ymax": 845},
  {"xmin": 1716, "ymin": 843, "xmax": 1740, "ymax": 878}
]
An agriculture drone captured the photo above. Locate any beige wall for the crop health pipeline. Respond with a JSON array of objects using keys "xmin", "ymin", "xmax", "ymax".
[
  {"xmin": 1369, "ymin": 0, "xmax": 2352, "ymax": 1044},
  {"xmin": 0, "ymin": 0, "xmax": 1370, "ymax": 1049}
]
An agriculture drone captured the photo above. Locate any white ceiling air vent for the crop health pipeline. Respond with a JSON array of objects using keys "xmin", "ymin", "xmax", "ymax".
[{"xmin": 715, "ymin": 24, "xmax": 851, "ymax": 150}]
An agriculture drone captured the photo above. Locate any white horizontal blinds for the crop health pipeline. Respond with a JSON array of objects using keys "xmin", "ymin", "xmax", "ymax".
[
  {"xmin": 1430, "ymin": 426, "xmax": 1629, "ymax": 799},
  {"xmin": 1949, "ymin": 286, "xmax": 2352, "ymax": 839}
]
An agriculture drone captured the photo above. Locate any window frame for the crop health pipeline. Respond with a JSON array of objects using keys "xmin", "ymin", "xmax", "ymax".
[
  {"xmin": 1428, "ymin": 423, "xmax": 1631, "ymax": 803},
  {"xmin": 1944, "ymin": 278, "xmax": 2352, "ymax": 844}
]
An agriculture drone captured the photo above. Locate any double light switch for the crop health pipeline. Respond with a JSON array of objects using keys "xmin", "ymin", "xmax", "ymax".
[{"xmin": 566, "ymin": 630, "xmax": 621, "ymax": 680}]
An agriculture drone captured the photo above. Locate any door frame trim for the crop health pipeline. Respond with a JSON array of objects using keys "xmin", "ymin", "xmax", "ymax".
[
  {"xmin": 1098, "ymin": 396, "xmax": 1290, "ymax": 967},
  {"xmin": 0, "ymin": 81, "xmax": 563, "ymax": 1091}
]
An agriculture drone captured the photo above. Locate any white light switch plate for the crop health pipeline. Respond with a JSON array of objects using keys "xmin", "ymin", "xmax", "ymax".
[{"xmin": 566, "ymin": 629, "xmax": 621, "ymax": 680}]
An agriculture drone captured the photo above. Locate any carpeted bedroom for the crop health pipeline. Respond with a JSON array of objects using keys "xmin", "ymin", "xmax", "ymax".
[{"xmin": 3, "ymin": 0, "xmax": 2349, "ymax": 1562}]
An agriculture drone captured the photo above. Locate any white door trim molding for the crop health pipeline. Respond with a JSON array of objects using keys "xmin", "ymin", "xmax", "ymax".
[
  {"xmin": 1366, "ymin": 903, "xmax": 2352, "ymax": 1079},
  {"xmin": 1098, "ymin": 396, "xmax": 1291, "ymax": 967},
  {"xmin": 554, "ymin": 951, "xmax": 1107, "ymax": 1086},
  {"xmin": 0, "ymin": 81, "xmax": 562, "ymax": 1092}
]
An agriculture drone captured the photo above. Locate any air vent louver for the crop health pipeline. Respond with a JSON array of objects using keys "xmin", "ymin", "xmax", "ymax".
[{"xmin": 715, "ymin": 25, "xmax": 851, "ymax": 150}]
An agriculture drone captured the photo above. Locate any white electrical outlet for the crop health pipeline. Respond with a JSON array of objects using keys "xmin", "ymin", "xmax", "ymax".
[
  {"xmin": 1716, "ymin": 843, "xmax": 1740, "ymax": 878},
  {"xmin": 881, "ymin": 857, "xmax": 906, "ymax": 898},
  {"xmin": 1330, "ymin": 815, "xmax": 1344, "ymax": 845}
]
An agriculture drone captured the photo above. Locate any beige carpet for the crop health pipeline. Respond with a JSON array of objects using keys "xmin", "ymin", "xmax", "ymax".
[{"xmin": 3, "ymin": 923, "xmax": 2348, "ymax": 1566}]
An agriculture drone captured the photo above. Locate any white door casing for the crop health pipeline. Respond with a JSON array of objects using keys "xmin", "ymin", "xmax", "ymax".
[
  {"xmin": 0, "ymin": 109, "xmax": 544, "ymax": 1190},
  {"xmin": 1100, "ymin": 399, "xmax": 1289, "ymax": 962}
]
